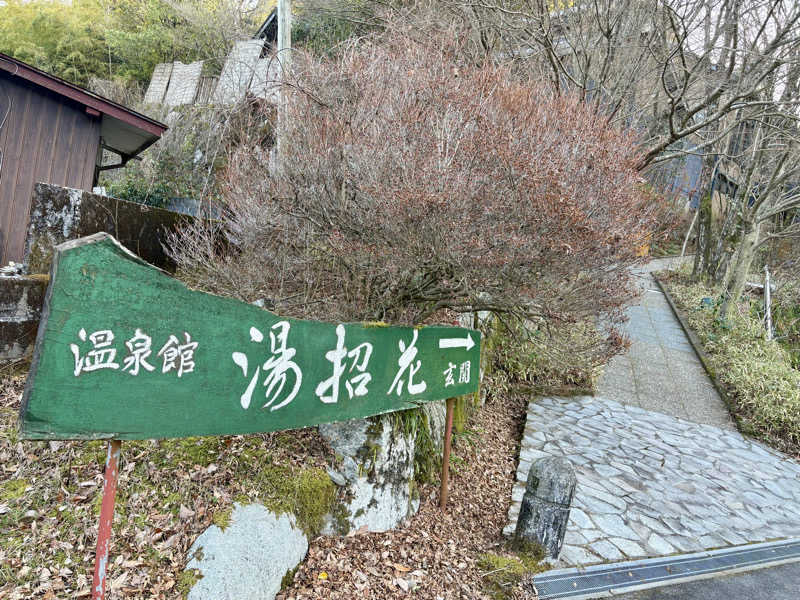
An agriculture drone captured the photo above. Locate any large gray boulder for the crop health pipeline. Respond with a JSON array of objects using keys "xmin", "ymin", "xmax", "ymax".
[
  {"xmin": 421, "ymin": 401, "xmax": 447, "ymax": 451},
  {"xmin": 184, "ymin": 503, "xmax": 307, "ymax": 600},
  {"xmin": 514, "ymin": 457, "xmax": 576, "ymax": 558},
  {"xmin": 320, "ymin": 414, "xmax": 418, "ymax": 534}
]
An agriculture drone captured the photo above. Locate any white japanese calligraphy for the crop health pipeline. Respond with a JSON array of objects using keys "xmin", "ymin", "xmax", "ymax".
[
  {"xmin": 70, "ymin": 329, "xmax": 120, "ymax": 376},
  {"xmin": 158, "ymin": 332, "xmax": 198, "ymax": 377},
  {"xmin": 122, "ymin": 329, "xmax": 156, "ymax": 375},
  {"xmin": 443, "ymin": 360, "xmax": 470, "ymax": 387},
  {"xmin": 387, "ymin": 330, "xmax": 427, "ymax": 396},
  {"xmin": 315, "ymin": 324, "xmax": 373, "ymax": 404},
  {"xmin": 458, "ymin": 360, "xmax": 471, "ymax": 384},
  {"xmin": 443, "ymin": 362, "xmax": 456, "ymax": 387},
  {"xmin": 232, "ymin": 322, "xmax": 302, "ymax": 411}
]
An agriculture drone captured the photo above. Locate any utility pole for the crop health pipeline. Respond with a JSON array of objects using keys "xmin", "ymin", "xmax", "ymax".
[{"xmin": 276, "ymin": 0, "xmax": 292, "ymax": 169}]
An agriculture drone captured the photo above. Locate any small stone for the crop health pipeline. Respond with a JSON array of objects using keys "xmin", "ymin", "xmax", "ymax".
[
  {"xmin": 326, "ymin": 469, "xmax": 347, "ymax": 487},
  {"xmin": 590, "ymin": 540, "xmax": 624, "ymax": 561},
  {"xmin": 564, "ymin": 530, "xmax": 587, "ymax": 545},
  {"xmin": 559, "ymin": 544, "xmax": 601, "ymax": 566},
  {"xmin": 647, "ymin": 533, "xmax": 675, "ymax": 555},
  {"xmin": 665, "ymin": 535, "xmax": 703, "ymax": 553},
  {"xmin": 699, "ymin": 534, "xmax": 727, "ymax": 549},
  {"xmin": 609, "ymin": 537, "xmax": 646, "ymax": 558},
  {"xmin": 581, "ymin": 487, "xmax": 627, "ymax": 511},
  {"xmin": 762, "ymin": 480, "xmax": 794, "ymax": 500},
  {"xmin": 582, "ymin": 529, "xmax": 603, "ymax": 542},
  {"xmin": 179, "ymin": 505, "xmax": 195, "ymax": 520},
  {"xmin": 593, "ymin": 464, "xmax": 622, "ymax": 478},
  {"xmin": 568, "ymin": 508, "xmax": 593, "ymax": 530},
  {"xmin": 717, "ymin": 529, "xmax": 748, "ymax": 546},
  {"xmin": 576, "ymin": 494, "xmax": 624, "ymax": 515},
  {"xmin": 592, "ymin": 514, "xmax": 638, "ymax": 540},
  {"xmin": 637, "ymin": 514, "xmax": 672, "ymax": 535},
  {"xmin": 512, "ymin": 485, "xmax": 526, "ymax": 502}
]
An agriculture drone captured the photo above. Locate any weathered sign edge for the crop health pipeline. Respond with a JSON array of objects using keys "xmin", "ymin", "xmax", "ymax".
[{"xmin": 19, "ymin": 233, "xmax": 151, "ymax": 431}]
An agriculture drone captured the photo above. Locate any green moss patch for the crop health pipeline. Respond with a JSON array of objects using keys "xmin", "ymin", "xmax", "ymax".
[
  {"xmin": 177, "ymin": 568, "xmax": 203, "ymax": 599},
  {"xmin": 233, "ymin": 457, "xmax": 336, "ymax": 537},
  {"xmin": 212, "ymin": 507, "xmax": 233, "ymax": 530},
  {"xmin": 0, "ymin": 479, "xmax": 28, "ymax": 502},
  {"xmin": 478, "ymin": 545, "xmax": 547, "ymax": 599},
  {"xmin": 160, "ymin": 437, "xmax": 225, "ymax": 467}
]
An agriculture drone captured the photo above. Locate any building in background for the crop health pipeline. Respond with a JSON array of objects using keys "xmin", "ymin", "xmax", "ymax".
[{"xmin": 0, "ymin": 52, "xmax": 167, "ymax": 266}]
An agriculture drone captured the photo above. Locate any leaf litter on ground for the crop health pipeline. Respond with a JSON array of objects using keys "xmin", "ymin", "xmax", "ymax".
[{"xmin": 0, "ymin": 368, "xmax": 536, "ymax": 599}]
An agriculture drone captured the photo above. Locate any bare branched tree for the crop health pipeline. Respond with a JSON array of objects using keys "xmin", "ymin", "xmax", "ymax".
[
  {"xmin": 409, "ymin": 1, "xmax": 799, "ymax": 172},
  {"xmin": 693, "ymin": 112, "xmax": 800, "ymax": 318},
  {"xmin": 170, "ymin": 28, "xmax": 671, "ymax": 358}
]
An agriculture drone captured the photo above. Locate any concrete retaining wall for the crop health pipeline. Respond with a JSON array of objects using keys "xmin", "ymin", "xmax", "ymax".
[
  {"xmin": 23, "ymin": 183, "xmax": 191, "ymax": 274},
  {"xmin": 0, "ymin": 275, "xmax": 47, "ymax": 362},
  {"xmin": 1, "ymin": 183, "xmax": 195, "ymax": 362}
]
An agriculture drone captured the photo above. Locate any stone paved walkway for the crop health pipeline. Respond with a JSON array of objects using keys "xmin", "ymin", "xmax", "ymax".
[
  {"xmin": 506, "ymin": 397, "xmax": 800, "ymax": 565},
  {"xmin": 506, "ymin": 258, "xmax": 800, "ymax": 566}
]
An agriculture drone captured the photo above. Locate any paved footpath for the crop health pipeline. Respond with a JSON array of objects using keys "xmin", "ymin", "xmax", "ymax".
[
  {"xmin": 597, "ymin": 258, "xmax": 733, "ymax": 428},
  {"xmin": 506, "ymin": 259, "xmax": 800, "ymax": 567}
]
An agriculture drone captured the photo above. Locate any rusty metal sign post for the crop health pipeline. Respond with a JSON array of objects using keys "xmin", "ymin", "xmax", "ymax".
[
  {"xmin": 92, "ymin": 440, "xmax": 122, "ymax": 600},
  {"xmin": 439, "ymin": 397, "xmax": 456, "ymax": 509}
]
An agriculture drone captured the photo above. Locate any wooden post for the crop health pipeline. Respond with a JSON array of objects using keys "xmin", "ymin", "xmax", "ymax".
[
  {"xmin": 765, "ymin": 264, "xmax": 773, "ymax": 341},
  {"xmin": 92, "ymin": 439, "xmax": 122, "ymax": 600},
  {"xmin": 439, "ymin": 397, "xmax": 456, "ymax": 509}
]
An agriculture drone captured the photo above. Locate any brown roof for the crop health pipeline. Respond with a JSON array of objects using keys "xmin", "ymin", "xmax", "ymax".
[{"xmin": 0, "ymin": 52, "xmax": 167, "ymax": 159}]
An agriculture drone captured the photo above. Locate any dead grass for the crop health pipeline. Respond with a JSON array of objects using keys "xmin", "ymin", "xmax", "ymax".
[{"xmin": 0, "ymin": 373, "xmax": 334, "ymax": 599}]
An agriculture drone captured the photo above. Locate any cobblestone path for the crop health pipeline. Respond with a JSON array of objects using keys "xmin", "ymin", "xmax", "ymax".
[
  {"xmin": 505, "ymin": 397, "xmax": 800, "ymax": 566},
  {"xmin": 507, "ymin": 258, "xmax": 800, "ymax": 566}
]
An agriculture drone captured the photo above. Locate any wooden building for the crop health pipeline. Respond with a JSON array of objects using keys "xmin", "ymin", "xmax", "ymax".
[{"xmin": 0, "ymin": 53, "xmax": 167, "ymax": 266}]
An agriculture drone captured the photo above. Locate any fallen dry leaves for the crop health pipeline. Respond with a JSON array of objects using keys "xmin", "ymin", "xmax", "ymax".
[
  {"xmin": 280, "ymin": 391, "xmax": 529, "ymax": 599},
  {"xmin": 1, "ymin": 366, "xmax": 529, "ymax": 599}
]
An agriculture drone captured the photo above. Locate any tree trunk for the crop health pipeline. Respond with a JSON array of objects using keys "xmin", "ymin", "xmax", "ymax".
[
  {"xmin": 693, "ymin": 194, "xmax": 713, "ymax": 279},
  {"xmin": 719, "ymin": 222, "xmax": 760, "ymax": 320}
]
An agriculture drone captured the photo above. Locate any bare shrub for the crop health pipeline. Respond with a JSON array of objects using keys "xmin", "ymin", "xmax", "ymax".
[
  {"xmin": 171, "ymin": 29, "xmax": 669, "ymax": 341},
  {"xmin": 102, "ymin": 98, "xmax": 275, "ymax": 207}
]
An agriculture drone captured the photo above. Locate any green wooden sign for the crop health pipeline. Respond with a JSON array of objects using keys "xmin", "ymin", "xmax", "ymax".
[{"xmin": 19, "ymin": 233, "xmax": 481, "ymax": 440}]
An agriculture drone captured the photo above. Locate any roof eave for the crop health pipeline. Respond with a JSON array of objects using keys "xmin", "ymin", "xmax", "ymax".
[{"xmin": 0, "ymin": 53, "xmax": 167, "ymax": 137}]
